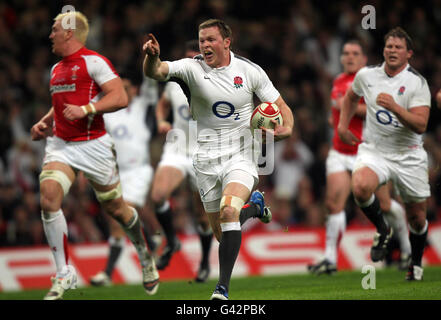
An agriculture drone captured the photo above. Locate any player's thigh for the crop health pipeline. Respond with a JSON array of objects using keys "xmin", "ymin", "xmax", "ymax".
[
  {"xmin": 151, "ymin": 165, "xmax": 185, "ymax": 202},
  {"xmin": 40, "ymin": 161, "xmax": 76, "ymax": 210},
  {"xmin": 394, "ymin": 149, "xmax": 430, "ymax": 203},
  {"xmin": 325, "ymin": 170, "xmax": 352, "ymax": 214}
]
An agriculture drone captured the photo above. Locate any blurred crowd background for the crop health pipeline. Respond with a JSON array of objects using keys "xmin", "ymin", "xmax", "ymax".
[{"xmin": 1, "ymin": 0, "xmax": 440, "ymax": 247}]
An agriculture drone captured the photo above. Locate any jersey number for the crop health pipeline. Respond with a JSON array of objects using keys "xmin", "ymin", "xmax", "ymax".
[{"xmin": 212, "ymin": 101, "xmax": 240, "ymax": 120}]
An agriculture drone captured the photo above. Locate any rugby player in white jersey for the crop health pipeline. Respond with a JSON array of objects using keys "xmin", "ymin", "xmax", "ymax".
[
  {"xmin": 308, "ymin": 40, "xmax": 411, "ymax": 275},
  {"xmin": 339, "ymin": 27, "xmax": 431, "ymax": 281},
  {"xmin": 150, "ymin": 40, "xmax": 213, "ymax": 282},
  {"xmin": 143, "ymin": 19, "xmax": 294, "ymax": 299},
  {"xmin": 89, "ymin": 75, "xmax": 160, "ymax": 286},
  {"xmin": 30, "ymin": 11, "xmax": 158, "ymax": 300}
]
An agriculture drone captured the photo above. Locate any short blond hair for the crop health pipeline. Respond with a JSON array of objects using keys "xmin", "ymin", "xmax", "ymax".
[{"xmin": 55, "ymin": 11, "xmax": 89, "ymax": 44}]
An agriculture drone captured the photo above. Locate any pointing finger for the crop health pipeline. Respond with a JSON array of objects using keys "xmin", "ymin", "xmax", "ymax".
[{"xmin": 148, "ymin": 33, "xmax": 158, "ymax": 44}]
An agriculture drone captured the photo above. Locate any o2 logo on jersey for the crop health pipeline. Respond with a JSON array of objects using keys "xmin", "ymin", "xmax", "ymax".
[
  {"xmin": 212, "ymin": 101, "xmax": 240, "ymax": 120},
  {"xmin": 375, "ymin": 110, "xmax": 399, "ymax": 127},
  {"xmin": 111, "ymin": 124, "xmax": 131, "ymax": 139},
  {"xmin": 178, "ymin": 104, "xmax": 192, "ymax": 120}
]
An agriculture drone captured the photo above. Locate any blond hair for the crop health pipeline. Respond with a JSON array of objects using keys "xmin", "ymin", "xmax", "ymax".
[{"xmin": 55, "ymin": 11, "xmax": 89, "ymax": 44}]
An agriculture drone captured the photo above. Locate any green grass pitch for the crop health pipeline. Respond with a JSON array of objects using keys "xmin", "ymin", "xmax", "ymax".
[{"xmin": 1, "ymin": 266, "xmax": 440, "ymax": 300}]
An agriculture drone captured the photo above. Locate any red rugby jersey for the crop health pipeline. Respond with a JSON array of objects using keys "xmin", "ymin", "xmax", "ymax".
[
  {"xmin": 330, "ymin": 72, "xmax": 364, "ymax": 155},
  {"xmin": 49, "ymin": 46, "xmax": 118, "ymax": 141}
]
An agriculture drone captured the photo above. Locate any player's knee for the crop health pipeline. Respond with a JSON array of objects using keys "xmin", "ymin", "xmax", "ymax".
[
  {"xmin": 352, "ymin": 178, "xmax": 373, "ymax": 202},
  {"xmin": 151, "ymin": 188, "xmax": 167, "ymax": 206},
  {"xmin": 325, "ymin": 198, "xmax": 341, "ymax": 214},
  {"xmin": 407, "ymin": 211, "xmax": 426, "ymax": 232},
  {"xmin": 219, "ymin": 195, "xmax": 243, "ymax": 223},
  {"xmin": 39, "ymin": 185, "xmax": 63, "ymax": 212},
  {"xmin": 220, "ymin": 205, "xmax": 237, "ymax": 223}
]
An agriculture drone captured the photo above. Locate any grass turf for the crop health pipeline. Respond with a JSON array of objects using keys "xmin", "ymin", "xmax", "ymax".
[{"xmin": 0, "ymin": 265, "xmax": 440, "ymax": 300}]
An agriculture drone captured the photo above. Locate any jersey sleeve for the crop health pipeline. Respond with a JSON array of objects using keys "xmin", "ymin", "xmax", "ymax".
[
  {"xmin": 83, "ymin": 55, "xmax": 118, "ymax": 86},
  {"xmin": 409, "ymin": 78, "xmax": 431, "ymax": 108},
  {"xmin": 253, "ymin": 64, "xmax": 280, "ymax": 103},
  {"xmin": 351, "ymin": 67, "xmax": 366, "ymax": 97},
  {"xmin": 165, "ymin": 58, "xmax": 192, "ymax": 82}
]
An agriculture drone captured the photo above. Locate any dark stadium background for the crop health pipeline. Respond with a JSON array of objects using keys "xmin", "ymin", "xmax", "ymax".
[{"xmin": 0, "ymin": 0, "xmax": 440, "ymax": 248}]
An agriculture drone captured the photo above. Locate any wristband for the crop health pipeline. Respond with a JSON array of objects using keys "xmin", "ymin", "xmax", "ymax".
[{"xmin": 81, "ymin": 103, "xmax": 97, "ymax": 116}]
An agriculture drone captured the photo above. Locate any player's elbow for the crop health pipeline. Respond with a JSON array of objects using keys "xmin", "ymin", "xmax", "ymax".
[
  {"xmin": 118, "ymin": 89, "xmax": 129, "ymax": 108},
  {"xmin": 414, "ymin": 123, "xmax": 427, "ymax": 135}
]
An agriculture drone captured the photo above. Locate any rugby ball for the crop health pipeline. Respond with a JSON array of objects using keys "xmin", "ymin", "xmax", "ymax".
[{"xmin": 250, "ymin": 102, "xmax": 283, "ymax": 130}]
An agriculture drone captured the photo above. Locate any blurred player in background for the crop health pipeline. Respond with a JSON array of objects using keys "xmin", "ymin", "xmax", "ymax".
[
  {"xmin": 436, "ymin": 89, "xmax": 441, "ymax": 108},
  {"xmin": 89, "ymin": 75, "xmax": 160, "ymax": 286},
  {"xmin": 151, "ymin": 40, "xmax": 213, "ymax": 282},
  {"xmin": 31, "ymin": 11, "xmax": 158, "ymax": 300},
  {"xmin": 143, "ymin": 19, "xmax": 294, "ymax": 299},
  {"xmin": 339, "ymin": 28, "xmax": 431, "ymax": 280},
  {"xmin": 308, "ymin": 40, "xmax": 411, "ymax": 275}
]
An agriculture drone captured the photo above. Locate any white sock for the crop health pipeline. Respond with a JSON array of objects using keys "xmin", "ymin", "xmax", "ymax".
[
  {"xmin": 122, "ymin": 207, "xmax": 152, "ymax": 267},
  {"xmin": 156, "ymin": 200, "xmax": 170, "ymax": 214},
  {"xmin": 108, "ymin": 236, "xmax": 125, "ymax": 248},
  {"xmin": 384, "ymin": 200, "xmax": 411, "ymax": 255},
  {"xmin": 408, "ymin": 219, "xmax": 428, "ymax": 235},
  {"xmin": 197, "ymin": 224, "xmax": 213, "ymax": 236},
  {"xmin": 41, "ymin": 209, "xmax": 69, "ymax": 275},
  {"xmin": 324, "ymin": 211, "xmax": 346, "ymax": 264}
]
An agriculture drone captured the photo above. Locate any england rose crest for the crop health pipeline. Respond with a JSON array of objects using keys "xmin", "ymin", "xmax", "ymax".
[{"xmin": 234, "ymin": 76, "xmax": 243, "ymax": 89}]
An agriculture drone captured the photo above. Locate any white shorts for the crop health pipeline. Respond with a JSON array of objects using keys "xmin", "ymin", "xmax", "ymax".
[
  {"xmin": 119, "ymin": 164, "xmax": 153, "ymax": 207},
  {"xmin": 326, "ymin": 149, "xmax": 357, "ymax": 175},
  {"xmin": 158, "ymin": 149, "xmax": 197, "ymax": 190},
  {"xmin": 43, "ymin": 134, "xmax": 119, "ymax": 186},
  {"xmin": 194, "ymin": 155, "xmax": 258, "ymax": 213},
  {"xmin": 353, "ymin": 142, "xmax": 430, "ymax": 202}
]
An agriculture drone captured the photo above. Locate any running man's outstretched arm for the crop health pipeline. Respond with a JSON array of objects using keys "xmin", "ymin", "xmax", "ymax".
[{"xmin": 142, "ymin": 33, "xmax": 169, "ymax": 81}]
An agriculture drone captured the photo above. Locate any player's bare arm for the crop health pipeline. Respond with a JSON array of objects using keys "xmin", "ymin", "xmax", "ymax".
[
  {"xmin": 338, "ymin": 88, "xmax": 361, "ymax": 146},
  {"xmin": 261, "ymin": 96, "xmax": 294, "ymax": 142},
  {"xmin": 31, "ymin": 107, "xmax": 54, "ymax": 141},
  {"xmin": 63, "ymin": 77, "xmax": 128, "ymax": 121},
  {"xmin": 142, "ymin": 33, "xmax": 169, "ymax": 81},
  {"xmin": 334, "ymin": 96, "xmax": 366, "ymax": 118},
  {"xmin": 376, "ymin": 92, "xmax": 430, "ymax": 134},
  {"xmin": 156, "ymin": 93, "xmax": 173, "ymax": 134}
]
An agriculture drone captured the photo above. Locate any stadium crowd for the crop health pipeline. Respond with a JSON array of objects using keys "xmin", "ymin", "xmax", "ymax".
[{"xmin": 0, "ymin": 0, "xmax": 440, "ymax": 247}]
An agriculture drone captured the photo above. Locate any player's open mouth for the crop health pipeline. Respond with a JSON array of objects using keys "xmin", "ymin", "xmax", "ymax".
[{"xmin": 204, "ymin": 51, "xmax": 213, "ymax": 59}]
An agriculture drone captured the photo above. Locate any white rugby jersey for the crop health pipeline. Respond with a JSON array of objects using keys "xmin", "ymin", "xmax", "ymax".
[
  {"xmin": 140, "ymin": 76, "xmax": 159, "ymax": 106},
  {"xmin": 163, "ymin": 81, "xmax": 195, "ymax": 157},
  {"xmin": 351, "ymin": 63, "xmax": 431, "ymax": 152},
  {"xmin": 165, "ymin": 52, "xmax": 280, "ymax": 156},
  {"xmin": 104, "ymin": 96, "xmax": 152, "ymax": 170}
]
